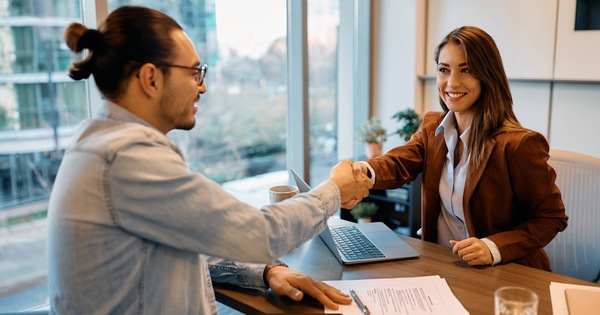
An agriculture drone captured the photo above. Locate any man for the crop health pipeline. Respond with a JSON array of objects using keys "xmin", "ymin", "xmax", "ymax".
[{"xmin": 49, "ymin": 6, "xmax": 372, "ymax": 314}]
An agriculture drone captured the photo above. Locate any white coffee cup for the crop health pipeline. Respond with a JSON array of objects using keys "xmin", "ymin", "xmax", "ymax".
[
  {"xmin": 269, "ymin": 185, "xmax": 299, "ymax": 204},
  {"xmin": 494, "ymin": 286, "xmax": 538, "ymax": 315}
]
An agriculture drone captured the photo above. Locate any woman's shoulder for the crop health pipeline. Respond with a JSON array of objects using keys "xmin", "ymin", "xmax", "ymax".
[
  {"xmin": 494, "ymin": 124, "xmax": 545, "ymax": 140},
  {"xmin": 493, "ymin": 125, "xmax": 549, "ymax": 152},
  {"xmin": 423, "ymin": 111, "xmax": 445, "ymax": 120},
  {"xmin": 421, "ymin": 111, "xmax": 445, "ymax": 129}
]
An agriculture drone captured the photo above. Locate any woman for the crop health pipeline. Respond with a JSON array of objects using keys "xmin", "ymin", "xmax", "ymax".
[{"xmin": 356, "ymin": 26, "xmax": 568, "ymax": 271}]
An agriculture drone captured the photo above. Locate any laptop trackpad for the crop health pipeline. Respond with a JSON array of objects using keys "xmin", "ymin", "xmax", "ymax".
[
  {"xmin": 356, "ymin": 222, "xmax": 385, "ymax": 230},
  {"xmin": 368, "ymin": 232, "xmax": 405, "ymax": 250},
  {"xmin": 359, "ymin": 223, "xmax": 420, "ymax": 256}
]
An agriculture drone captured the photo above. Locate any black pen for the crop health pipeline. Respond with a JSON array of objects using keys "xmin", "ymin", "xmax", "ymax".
[{"xmin": 349, "ymin": 289, "xmax": 370, "ymax": 315}]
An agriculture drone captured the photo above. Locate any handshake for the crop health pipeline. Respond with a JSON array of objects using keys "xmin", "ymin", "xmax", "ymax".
[{"xmin": 328, "ymin": 160, "xmax": 374, "ymax": 209}]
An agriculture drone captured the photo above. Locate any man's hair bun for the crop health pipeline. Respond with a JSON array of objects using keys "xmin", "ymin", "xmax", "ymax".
[
  {"xmin": 78, "ymin": 29, "xmax": 101, "ymax": 51},
  {"xmin": 64, "ymin": 23, "xmax": 101, "ymax": 53}
]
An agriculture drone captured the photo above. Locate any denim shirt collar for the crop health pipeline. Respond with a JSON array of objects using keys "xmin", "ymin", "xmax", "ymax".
[{"xmin": 97, "ymin": 101, "xmax": 156, "ymax": 130}]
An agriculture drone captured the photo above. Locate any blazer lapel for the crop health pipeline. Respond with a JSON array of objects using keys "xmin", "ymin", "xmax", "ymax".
[
  {"xmin": 421, "ymin": 130, "xmax": 447, "ymax": 241},
  {"xmin": 463, "ymin": 138, "xmax": 496, "ymax": 235},
  {"xmin": 429, "ymin": 134, "xmax": 447, "ymax": 179}
]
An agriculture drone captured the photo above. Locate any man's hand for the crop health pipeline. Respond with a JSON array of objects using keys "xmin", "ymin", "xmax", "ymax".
[
  {"xmin": 266, "ymin": 266, "xmax": 352, "ymax": 310},
  {"xmin": 353, "ymin": 162, "xmax": 368, "ymax": 178},
  {"xmin": 329, "ymin": 160, "xmax": 373, "ymax": 209},
  {"xmin": 450, "ymin": 238, "xmax": 493, "ymax": 266}
]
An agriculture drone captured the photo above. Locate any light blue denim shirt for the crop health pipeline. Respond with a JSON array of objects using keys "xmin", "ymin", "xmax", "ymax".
[{"xmin": 47, "ymin": 101, "xmax": 341, "ymax": 314}]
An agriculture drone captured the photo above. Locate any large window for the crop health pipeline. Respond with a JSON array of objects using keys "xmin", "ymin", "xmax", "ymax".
[
  {"xmin": 0, "ymin": 0, "xmax": 88, "ymax": 311},
  {"xmin": 0, "ymin": 0, "xmax": 368, "ymax": 311},
  {"xmin": 109, "ymin": 0, "xmax": 290, "ymax": 184}
]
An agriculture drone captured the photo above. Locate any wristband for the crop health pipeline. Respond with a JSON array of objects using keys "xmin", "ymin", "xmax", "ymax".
[{"xmin": 262, "ymin": 259, "xmax": 288, "ymax": 288}]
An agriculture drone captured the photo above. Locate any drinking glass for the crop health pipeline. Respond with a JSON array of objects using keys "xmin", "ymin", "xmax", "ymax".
[{"xmin": 494, "ymin": 286, "xmax": 538, "ymax": 315}]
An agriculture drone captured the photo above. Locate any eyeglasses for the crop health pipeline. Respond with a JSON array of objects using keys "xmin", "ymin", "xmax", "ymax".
[{"xmin": 153, "ymin": 63, "xmax": 208, "ymax": 86}]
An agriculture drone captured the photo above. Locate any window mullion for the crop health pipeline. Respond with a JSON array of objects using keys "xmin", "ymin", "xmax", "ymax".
[
  {"xmin": 82, "ymin": 0, "xmax": 107, "ymax": 117},
  {"xmin": 286, "ymin": 0, "xmax": 310, "ymax": 183}
]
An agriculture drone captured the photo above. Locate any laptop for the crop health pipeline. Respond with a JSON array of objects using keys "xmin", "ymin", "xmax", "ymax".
[{"xmin": 290, "ymin": 168, "xmax": 420, "ymax": 265}]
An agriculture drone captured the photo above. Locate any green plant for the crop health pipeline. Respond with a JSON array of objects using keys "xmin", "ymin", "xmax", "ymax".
[
  {"xmin": 358, "ymin": 117, "xmax": 387, "ymax": 144},
  {"xmin": 349, "ymin": 201, "xmax": 379, "ymax": 220},
  {"xmin": 391, "ymin": 108, "xmax": 422, "ymax": 141}
]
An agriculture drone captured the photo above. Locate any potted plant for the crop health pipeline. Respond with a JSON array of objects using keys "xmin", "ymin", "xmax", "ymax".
[
  {"xmin": 358, "ymin": 117, "xmax": 387, "ymax": 158},
  {"xmin": 349, "ymin": 201, "xmax": 379, "ymax": 223},
  {"xmin": 391, "ymin": 108, "xmax": 422, "ymax": 142}
]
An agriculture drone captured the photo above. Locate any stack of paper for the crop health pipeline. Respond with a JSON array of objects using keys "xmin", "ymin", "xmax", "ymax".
[
  {"xmin": 550, "ymin": 282, "xmax": 600, "ymax": 315},
  {"xmin": 324, "ymin": 275, "xmax": 468, "ymax": 315}
]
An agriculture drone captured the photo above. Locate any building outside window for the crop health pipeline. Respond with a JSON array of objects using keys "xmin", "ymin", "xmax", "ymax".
[{"xmin": 0, "ymin": 0, "xmax": 87, "ymax": 311}]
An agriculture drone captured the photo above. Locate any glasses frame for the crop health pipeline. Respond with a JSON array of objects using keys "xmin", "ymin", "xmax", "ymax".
[{"xmin": 153, "ymin": 62, "xmax": 208, "ymax": 86}]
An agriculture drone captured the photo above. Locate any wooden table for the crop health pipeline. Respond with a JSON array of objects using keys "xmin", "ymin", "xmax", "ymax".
[{"xmin": 214, "ymin": 228, "xmax": 600, "ymax": 314}]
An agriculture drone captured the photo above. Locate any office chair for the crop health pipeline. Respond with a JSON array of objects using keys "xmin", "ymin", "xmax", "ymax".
[{"xmin": 544, "ymin": 149, "xmax": 600, "ymax": 283}]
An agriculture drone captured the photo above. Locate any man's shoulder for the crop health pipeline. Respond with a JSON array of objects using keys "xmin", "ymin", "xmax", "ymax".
[{"xmin": 69, "ymin": 119, "xmax": 176, "ymax": 160}]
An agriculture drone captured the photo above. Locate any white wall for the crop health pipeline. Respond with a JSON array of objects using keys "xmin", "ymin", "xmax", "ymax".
[
  {"xmin": 510, "ymin": 82, "xmax": 552, "ymax": 137},
  {"xmin": 374, "ymin": 0, "xmax": 600, "ymax": 159},
  {"xmin": 372, "ymin": 0, "xmax": 425, "ymax": 151},
  {"xmin": 550, "ymin": 84, "xmax": 600, "ymax": 157}
]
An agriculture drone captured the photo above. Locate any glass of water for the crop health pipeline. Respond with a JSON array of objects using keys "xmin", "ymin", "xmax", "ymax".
[{"xmin": 494, "ymin": 286, "xmax": 538, "ymax": 315}]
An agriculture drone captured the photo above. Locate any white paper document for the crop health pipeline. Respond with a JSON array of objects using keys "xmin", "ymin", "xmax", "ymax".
[
  {"xmin": 324, "ymin": 275, "xmax": 469, "ymax": 315},
  {"xmin": 549, "ymin": 281, "xmax": 600, "ymax": 315}
]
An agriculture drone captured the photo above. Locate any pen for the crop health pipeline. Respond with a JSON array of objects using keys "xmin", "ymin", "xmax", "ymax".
[{"xmin": 349, "ymin": 289, "xmax": 370, "ymax": 315}]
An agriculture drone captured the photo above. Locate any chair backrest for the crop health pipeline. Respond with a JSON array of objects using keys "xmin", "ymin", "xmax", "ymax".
[{"xmin": 545, "ymin": 149, "xmax": 600, "ymax": 283}]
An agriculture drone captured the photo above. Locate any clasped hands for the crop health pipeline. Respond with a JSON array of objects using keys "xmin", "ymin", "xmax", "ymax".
[{"xmin": 329, "ymin": 160, "xmax": 373, "ymax": 209}]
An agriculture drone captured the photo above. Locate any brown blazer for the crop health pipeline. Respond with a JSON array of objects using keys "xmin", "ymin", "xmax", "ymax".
[{"xmin": 368, "ymin": 112, "xmax": 568, "ymax": 271}]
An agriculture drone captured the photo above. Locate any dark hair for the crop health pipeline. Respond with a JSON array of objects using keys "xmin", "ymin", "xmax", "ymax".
[
  {"xmin": 433, "ymin": 26, "xmax": 522, "ymax": 169},
  {"xmin": 64, "ymin": 6, "xmax": 183, "ymax": 99}
]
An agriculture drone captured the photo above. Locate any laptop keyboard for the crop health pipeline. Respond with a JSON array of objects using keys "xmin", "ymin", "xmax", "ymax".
[{"xmin": 330, "ymin": 226, "xmax": 386, "ymax": 261}]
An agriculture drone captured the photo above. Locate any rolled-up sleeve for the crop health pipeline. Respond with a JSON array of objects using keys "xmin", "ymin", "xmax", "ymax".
[{"xmin": 208, "ymin": 256, "xmax": 267, "ymax": 291}]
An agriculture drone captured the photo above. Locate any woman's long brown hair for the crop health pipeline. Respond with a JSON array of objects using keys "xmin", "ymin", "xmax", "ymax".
[{"xmin": 434, "ymin": 26, "xmax": 523, "ymax": 169}]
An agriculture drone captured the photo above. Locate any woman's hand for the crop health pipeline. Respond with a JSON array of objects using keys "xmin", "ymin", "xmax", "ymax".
[{"xmin": 450, "ymin": 238, "xmax": 493, "ymax": 266}]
